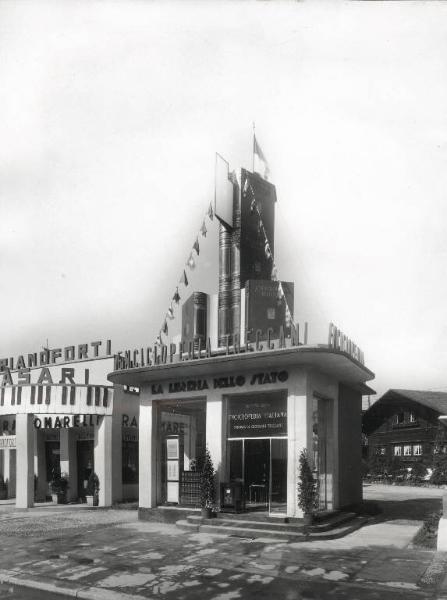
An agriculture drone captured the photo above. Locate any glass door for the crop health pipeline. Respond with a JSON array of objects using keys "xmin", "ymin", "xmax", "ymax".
[
  {"xmin": 228, "ymin": 438, "xmax": 288, "ymax": 514},
  {"xmin": 77, "ymin": 440, "xmax": 94, "ymax": 502},
  {"xmin": 244, "ymin": 439, "xmax": 269, "ymax": 510},
  {"xmin": 270, "ymin": 438, "xmax": 287, "ymax": 514}
]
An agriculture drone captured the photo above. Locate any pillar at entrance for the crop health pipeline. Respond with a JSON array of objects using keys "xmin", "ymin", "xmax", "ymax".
[
  {"xmin": 95, "ymin": 415, "xmax": 113, "ymax": 507},
  {"xmin": 2, "ymin": 448, "xmax": 16, "ymax": 499},
  {"xmin": 139, "ymin": 396, "xmax": 157, "ymax": 508},
  {"xmin": 34, "ymin": 429, "xmax": 47, "ymax": 502},
  {"xmin": 206, "ymin": 394, "xmax": 223, "ymax": 504},
  {"xmin": 16, "ymin": 413, "xmax": 34, "ymax": 508},
  {"xmin": 60, "ymin": 429, "xmax": 78, "ymax": 502},
  {"xmin": 287, "ymin": 373, "xmax": 308, "ymax": 518}
]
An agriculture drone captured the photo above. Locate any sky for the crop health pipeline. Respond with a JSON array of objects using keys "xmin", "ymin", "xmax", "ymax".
[{"xmin": 1, "ymin": 0, "xmax": 447, "ymax": 400}]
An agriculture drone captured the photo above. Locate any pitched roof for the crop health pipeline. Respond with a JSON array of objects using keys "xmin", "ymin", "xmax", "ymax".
[
  {"xmin": 383, "ymin": 389, "xmax": 447, "ymax": 415},
  {"xmin": 362, "ymin": 388, "xmax": 447, "ymax": 434}
]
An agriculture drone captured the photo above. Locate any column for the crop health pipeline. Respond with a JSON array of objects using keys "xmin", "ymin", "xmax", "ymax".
[
  {"xmin": 287, "ymin": 371, "xmax": 308, "ymax": 518},
  {"xmin": 6, "ymin": 449, "xmax": 16, "ymax": 498},
  {"xmin": 34, "ymin": 429, "xmax": 47, "ymax": 502},
  {"xmin": 111, "ymin": 414, "xmax": 122, "ymax": 503},
  {"xmin": 60, "ymin": 429, "xmax": 77, "ymax": 502},
  {"xmin": 94, "ymin": 415, "xmax": 113, "ymax": 507},
  {"xmin": 206, "ymin": 392, "xmax": 222, "ymax": 504},
  {"xmin": 139, "ymin": 393, "xmax": 157, "ymax": 508},
  {"xmin": 16, "ymin": 413, "xmax": 34, "ymax": 508}
]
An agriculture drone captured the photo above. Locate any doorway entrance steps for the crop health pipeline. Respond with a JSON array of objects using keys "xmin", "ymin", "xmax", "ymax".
[{"xmin": 175, "ymin": 511, "xmax": 371, "ymax": 542}]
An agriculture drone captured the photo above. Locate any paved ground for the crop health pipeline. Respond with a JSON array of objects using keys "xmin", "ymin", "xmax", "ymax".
[{"xmin": 0, "ymin": 485, "xmax": 446, "ymax": 600}]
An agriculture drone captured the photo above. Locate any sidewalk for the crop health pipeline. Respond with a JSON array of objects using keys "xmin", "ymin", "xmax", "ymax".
[{"xmin": 0, "ymin": 486, "xmax": 445, "ymax": 600}]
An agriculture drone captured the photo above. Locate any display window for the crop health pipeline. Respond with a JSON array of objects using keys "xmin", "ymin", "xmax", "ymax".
[{"xmin": 158, "ymin": 399, "xmax": 206, "ymax": 506}]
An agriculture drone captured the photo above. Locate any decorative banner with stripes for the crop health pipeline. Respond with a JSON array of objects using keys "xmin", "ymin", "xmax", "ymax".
[{"xmin": 155, "ymin": 203, "xmax": 216, "ymax": 345}]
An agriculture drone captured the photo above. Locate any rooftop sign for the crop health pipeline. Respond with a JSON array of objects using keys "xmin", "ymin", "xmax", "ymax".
[
  {"xmin": 0, "ymin": 340, "xmax": 112, "ymax": 372},
  {"xmin": 114, "ymin": 323, "xmax": 365, "ymax": 371},
  {"xmin": 328, "ymin": 323, "xmax": 364, "ymax": 364}
]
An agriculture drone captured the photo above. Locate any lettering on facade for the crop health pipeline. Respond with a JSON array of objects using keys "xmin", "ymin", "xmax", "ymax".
[
  {"xmin": 122, "ymin": 414, "xmax": 138, "ymax": 427},
  {"xmin": 0, "ymin": 435, "xmax": 16, "ymax": 449},
  {"xmin": 115, "ymin": 325, "xmax": 301, "ymax": 371},
  {"xmin": 328, "ymin": 323, "xmax": 364, "ymax": 364},
  {"xmin": 227, "ymin": 395, "xmax": 288, "ymax": 438},
  {"xmin": 160, "ymin": 421, "xmax": 185, "ymax": 435},
  {"xmin": 0, "ymin": 340, "xmax": 112, "ymax": 372},
  {"xmin": 0, "ymin": 367, "xmax": 91, "ymax": 387},
  {"xmin": 168, "ymin": 380, "xmax": 209, "ymax": 394},
  {"xmin": 249, "ymin": 371, "xmax": 288, "ymax": 385},
  {"xmin": 150, "ymin": 371, "xmax": 288, "ymax": 395},
  {"xmin": 33, "ymin": 414, "xmax": 102, "ymax": 429}
]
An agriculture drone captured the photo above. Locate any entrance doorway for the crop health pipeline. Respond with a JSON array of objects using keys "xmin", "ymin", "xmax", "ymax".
[
  {"xmin": 77, "ymin": 440, "xmax": 94, "ymax": 502},
  {"xmin": 228, "ymin": 438, "xmax": 287, "ymax": 514}
]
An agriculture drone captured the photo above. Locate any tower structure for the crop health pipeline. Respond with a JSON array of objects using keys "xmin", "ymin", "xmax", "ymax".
[{"xmin": 217, "ymin": 168, "xmax": 293, "ymax": 346}]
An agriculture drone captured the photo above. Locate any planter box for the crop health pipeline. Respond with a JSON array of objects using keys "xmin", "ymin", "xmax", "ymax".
[{"xmin": 86, "ymin": 495, "xmax": 98, "ymax": 507}]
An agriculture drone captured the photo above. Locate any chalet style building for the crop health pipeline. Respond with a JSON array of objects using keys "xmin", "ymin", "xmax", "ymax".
[{"xmin": 363, "ymin": 389, "xmax": 447, "ymax": 465}]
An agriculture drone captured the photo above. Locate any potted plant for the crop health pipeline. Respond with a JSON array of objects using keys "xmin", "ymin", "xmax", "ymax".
[
  {"xmin": 0, "ymin": 475, "xmax": 8, "ymax": 500},
  {"xmin": 50, "ymin": 472, "xmax": 69, "ymax": 504},
  {"xmin": 85, "ymin": 472, "xmax": 100, "ymax": 506},
  {"xmin": 200, "ymin": 447, "xmax": 216, "ymax": 519},
  {"xmin": 297, "ymin": 449, "xmax": 318, "ymax": 524}
]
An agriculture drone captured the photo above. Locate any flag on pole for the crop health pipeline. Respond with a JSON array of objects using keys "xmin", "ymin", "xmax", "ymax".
[
  {"xmin": 172, "ymin": 287, "xmax": 181, "ymax": 304},
  {"xmin": 193, "ymin": 237, "xmax": 200, "ymax": 255},
  {"xmin": 167, "ymin": 303, "xmax": 174, "ymax": 319},
  {"xmin": 253, "ymin": 135, "xmax": 270, "ymax": 180},
  {"xmin": 208, "ymin": 203, "xmax": 214, "ymax": 220},
  {"xmin": 180, "ymin": 270, "xmax": 188, "ymax": 286},
  {"xmin": 162, "ymin": 320, "xmax": 168, "ymax": 335},
  {"xmin": 200, "ymin": 220, "xmax": 207, "ymax": 237}
]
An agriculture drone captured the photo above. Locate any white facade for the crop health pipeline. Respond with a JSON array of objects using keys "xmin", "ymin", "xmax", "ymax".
[{"xmin": 0, "ymin": 356, "xmax": 139, "ymax": 507}]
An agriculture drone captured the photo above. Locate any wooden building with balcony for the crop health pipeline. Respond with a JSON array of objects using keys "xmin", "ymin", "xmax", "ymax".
[{"xmin": 362, "ymin": 389, "xmax": 447, "ymax": 465}]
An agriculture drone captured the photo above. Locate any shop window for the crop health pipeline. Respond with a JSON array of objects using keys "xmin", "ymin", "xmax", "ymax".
[
  {"xmin": 122, "ymin": 441, "xmax": 139, "ymax": 484},
  {"xmin": 409, "ymin": 412, "xmax": 416, "ymax": 423},
  {"xmin": 403, "ymin": 445, "xmax": 412, "ymax": 456},
  {"xmin": 159, "ymin": 399, "xmax": 207, "ymax": 506},
  {"xmin": 394, "ymin": 445, "xmax": 402, "ymax": 457},
  {"xmin": 413, "ymin": 444, "xmax": 422, "ymax": 456}
]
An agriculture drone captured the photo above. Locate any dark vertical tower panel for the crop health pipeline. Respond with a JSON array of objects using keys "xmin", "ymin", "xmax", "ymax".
[
  {"xmin": 240, "ymin": 169, "xmax": 277, "ymax": 288},
  {"xmin": 182, "ymin": 292, "xmax": 208, "ymax": 349},
  {"xmin": 218, "ymin": 224, "xmax": 233, "ymax": 346},
  {"xmin": 230, "ymin": 180, "xmax": 241, "ymax": 343},
  {"xmin": 245, "ymin": 280, "xmax": 294, "ymax": 340}
]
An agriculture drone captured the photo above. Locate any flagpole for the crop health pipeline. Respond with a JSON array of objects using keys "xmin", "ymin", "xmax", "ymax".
[{"xmin": 252, "ymin": 122, "xmax": 255, "ymax": 172}]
